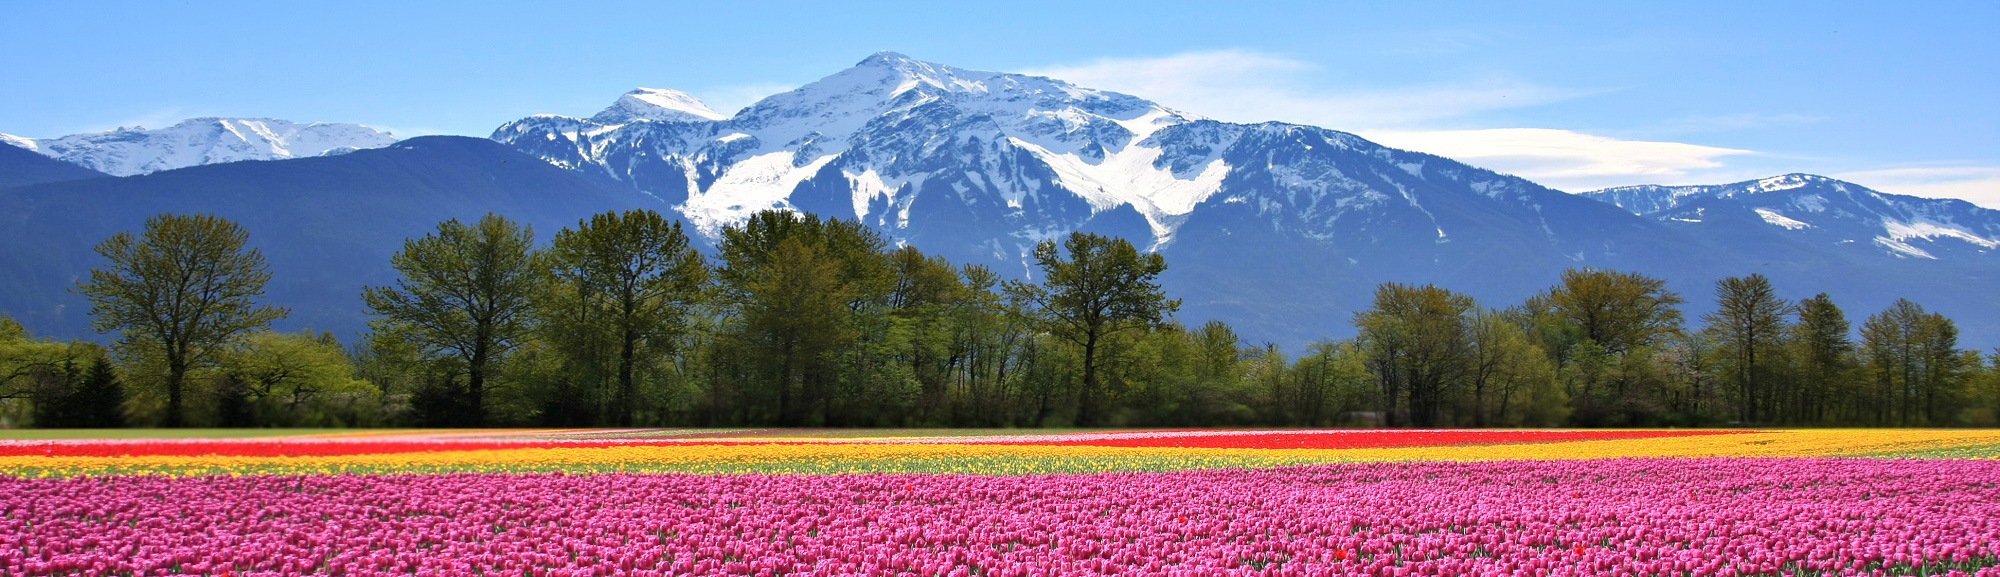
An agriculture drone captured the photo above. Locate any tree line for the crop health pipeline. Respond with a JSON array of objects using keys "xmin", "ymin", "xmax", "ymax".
[{"xmin": 3, "ymin": 210, "xmax": 1997, "ymax": 428}]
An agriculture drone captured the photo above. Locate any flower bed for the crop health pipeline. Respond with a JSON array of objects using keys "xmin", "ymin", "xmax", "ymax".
[{"xmin": 3, "ymin": 458, "xmax": 1997, "ymax": 576}]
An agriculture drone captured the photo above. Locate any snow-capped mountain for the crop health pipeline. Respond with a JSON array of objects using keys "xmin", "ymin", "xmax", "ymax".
[
  {"xmin": 493, "ymin": 52, "xmax": 1716, "ymax": 344},
  {"xmin": 486, "ymin": 52, "xmax": 2000, "ymax": 347},
  {"xmin": 2, "ymin": 118, "xmax": 398, "ymax": 176},
  {"xmin": 592, "ymin": 88, "xmax": 728, "ymax": 123},
  {"xmin": 1586, "ymin": 174, "xmax": 2000, "ymax": 260},
  {"xmin": 495, "ymin": 52, "xmax": 1640, "ymax": 254}
]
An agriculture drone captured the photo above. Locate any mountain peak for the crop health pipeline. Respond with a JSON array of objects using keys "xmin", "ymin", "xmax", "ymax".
[
  {"xmin": 857, "ymin": 50, "xmax": 917, "ymax": 67},
  {"xmin": 1751, "ymin": 173, "xmax": 1836, "ymax": 192},
  {"xmin": 591, "ymin": 88, "xmax": 727, "ymax": 123}
]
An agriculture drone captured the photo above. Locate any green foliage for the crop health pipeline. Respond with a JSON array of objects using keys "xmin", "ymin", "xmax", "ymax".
[
  {"xmin": 75, "ymin": 213, "xmax": 287, "ymax": 427},
  {"xmin": 1860, "ymin": 299, "xmax": 1965, "ymax": 425},
  {"xmin": 217, "ymin": 331, "xmax": 381, "ymax": 427},
  {"xmin": 1004, "ymin": 232, "xmax": 1178, "ymax": 426},
  {"xmin": 1702, "ymin": 274, "xmax": 1791, "ymax": 424},
  {"xmin": 713, "ymin": 210, "xmax": 892, "ymax": 426},
  {"xmin": 33, "ymin": 208, "xmax": 2000, "ymax": 430},
  {"xmin": 544, "ymin": 209, "xmax": 707, "ymax": 425},
  {"xmin": 1790, "ymin": 293, "xmax": 1859, "ymax": 424},
  {"xmin": 0, "ymin": 315, "xmax": 123, "ymax": 428},
  {"xmin": 362, "ymin": 213, "xmax": 540, "ymax": 426},
  {"xmin": 1543, "ymin": 268, "xmax": 1684, "ymax": 356},
  {"xmin": 1355, "ymin": 283, "xmax": 1473, "ymax": 427}
]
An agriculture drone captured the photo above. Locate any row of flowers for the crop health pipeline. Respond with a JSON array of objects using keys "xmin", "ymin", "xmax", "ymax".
[
  {"xmin": 0, "ymin": 429, "xmax": 1747, "ymax": 457},
  {"xmin": 3, "ymin": 458, "xmax": 1996, "ymax": 576},
  {"xmin": 3, "ymin": 429, "xmax": 1998, "ymax": 477}
]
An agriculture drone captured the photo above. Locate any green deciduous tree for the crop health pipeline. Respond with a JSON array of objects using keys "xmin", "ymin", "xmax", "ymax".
[
  {"xmin": 219, "ymin": 330, "xmax": 379, "ymax": 427},
  {"xmin": 1545, "ymin": 268, "xmax": 1685, "ymax": 356},
  {"xmin": 715, "ymin": 210, "xmax": 891, "ymax": 425},
  {"xmin": 1859, "ymin": 299, "xmax": 1964, "ymax": 425},
  {"xmin": 75, "ymin": 214, "xmax": 287, "ymax": 427},
  {"xmin": 1540, "ymin": 268, "xmax": 1683, "ymax": 424},
  {"xmin": 546, "ymin": 210, "xmax": 708, "ymax": 425},
  {"xmin": 1355, "ymin": 283, "xmax": 1473, "ymax": 427},
  {"xmin": 1004, "ymin": 232, "xmax": 1178, "ymax": 427},
  {"xmin": 1702, "ymin": 273, "xmax": 1790, "ymax": 424},
  {"xmin": 1792, "ymin": 293, "xmax": 1855, "ymax": 424},
  {"xmin": 363, "ymin": 214, "xmax": 539, "ymax": 426}
]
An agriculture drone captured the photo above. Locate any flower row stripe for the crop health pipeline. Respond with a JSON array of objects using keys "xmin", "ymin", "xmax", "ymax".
[{"xmin": 4, "ymin": 429, "xmax": 1998, "ymax": 477}]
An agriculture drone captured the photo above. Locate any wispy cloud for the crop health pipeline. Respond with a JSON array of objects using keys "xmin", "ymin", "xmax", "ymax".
[
  {"xmin": 1832, "ymin": 166, "xmax": 2000, "ymax": 209},
  {"xmin": 1360, "ymin": 128, "xmax": 1758, "ymax": 192},
  {"xmin": 1024, "ymin": 50, "xmax": 1588, "ymax": 128},
  {"xmin": 1025, "ymin": 50, "xmax": 1787, "ymax": 192}
]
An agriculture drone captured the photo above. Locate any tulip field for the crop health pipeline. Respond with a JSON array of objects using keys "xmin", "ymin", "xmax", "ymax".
[{"xmin": 4, "ymin": 428, "xmax": 2000, "ymax": 576}]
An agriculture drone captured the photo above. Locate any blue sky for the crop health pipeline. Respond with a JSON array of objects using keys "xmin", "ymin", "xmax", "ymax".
[{"xmin": 3, "ymin": 0, "xmax": 1995, "ymax": 205}]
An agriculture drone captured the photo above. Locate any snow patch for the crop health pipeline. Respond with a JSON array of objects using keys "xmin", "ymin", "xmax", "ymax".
[
  {"xmin": 1755, "ymin": 208, "xmax": 1812, "ymax": 230},
  {"xmin": 680, "ymin": 151, "xmax": 840, "ymax": 236},
  {"xmin": 1875, "ymin": 237, "xmax": 1937, "ymax": 259},
  {"xmin": 1881, "ymin": 218, "xmax": 2000, "ymax": 249},
  {"xmin": 1752, "ymin": 174, "xmax": 1818, "ymax": 193},
  {"xmin": 0, "ymin": 133, "xmax": 38, "ymax": 152},
  {"xmin": 845, "ymin": 169, "xmax": 930, "ymax": 224},
  {"xmin": 1006, "ymin": 136, "xmax": 1230, "ymax": 240}
]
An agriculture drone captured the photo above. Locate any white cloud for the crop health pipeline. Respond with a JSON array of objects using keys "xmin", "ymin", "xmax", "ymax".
[
  {"xmin": 1024, "ymin": 50, "xmax": 1585, "ymax": 128},
  {"xmin": 1023, "ymin": 50, "xmax": 1781, "ymax": 193},
  {"xmin": 1358, "ymin": 128, "xmax": 1757, "ymax": 192},
  {"xmin": 1832, "ymin": 166, "xmax": 2000, "ymax": 210}
]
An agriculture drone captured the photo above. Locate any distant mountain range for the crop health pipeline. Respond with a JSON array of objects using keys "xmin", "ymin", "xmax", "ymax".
[
  {"xmin": 2, "ymin": 118, "xmax": 397, "ymax": 176},
  {"xmin": 1585, "ymin": 173, "xmax": 2000, "ymax": 261},
  {"xmin": 2, "ymin": 52, "xmax": 1995, "ymax": 348}
]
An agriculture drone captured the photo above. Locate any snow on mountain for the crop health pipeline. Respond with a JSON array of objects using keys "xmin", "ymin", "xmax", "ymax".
[
  {"xmin": 0, "ymin": 133, "xmax": 37, "ymax": 152},
  {"xmin": 492, "ymin": 52, "xmax": 2000, "ymax": 347},
  {"xmin": 7, "ymin": 118, "xmax": 399, "ymax": 176},
  {"xmin": 1585, "ymin": 174, "xmax": 2000, "ymax": 260},
  {"xmin": 498, "ymin": 51, "xmax": 1237, "ymax": 240},
  {"xmin": 493, "ymin": 52, "xmax": 1709, "ymax": 345},
  {"xmin": 591, "ymin": 88, "xmax": 728, "ymax": 123}
]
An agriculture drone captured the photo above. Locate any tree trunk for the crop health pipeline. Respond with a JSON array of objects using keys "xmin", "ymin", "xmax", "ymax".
[
  {"xmin": 777, "ymin": 340, "xmax": 795, "ymax": 426},
  {"xmin": 165, "ymin": 355, "xmax": 187, "ymax": 428},
  {"xmin": 467, "ymin": 342, "xmax": 488, "ymax": 427},
  {"xmin": 619, "ymin": 325, "xmax": 637, "ymax": 427},
  {"xmin": 1078, "ymin": 331, "xmax": 1101, "ymax": 427}
]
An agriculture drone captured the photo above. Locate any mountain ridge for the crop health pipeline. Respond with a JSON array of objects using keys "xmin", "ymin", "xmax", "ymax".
[{"xmin": 3, "ymin": 118, "xmax": 399, "ymax": 176}]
